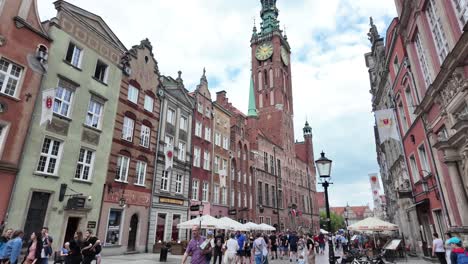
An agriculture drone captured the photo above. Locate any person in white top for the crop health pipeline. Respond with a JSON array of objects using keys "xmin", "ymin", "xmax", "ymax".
[
  {"xmin": 224, "ymin": 233, "xmax": 239, "ymax": 264},
  {"xmin": 432, "ymin": 233, "xmax": 447, "ymax": 264}
]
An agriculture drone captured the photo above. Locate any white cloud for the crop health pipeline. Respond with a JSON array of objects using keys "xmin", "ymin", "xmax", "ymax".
[{"xmin": 36, "ymin": 0, "xmax": 396, "ymax": 206}]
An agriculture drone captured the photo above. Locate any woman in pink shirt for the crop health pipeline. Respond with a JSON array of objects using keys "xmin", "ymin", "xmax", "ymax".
[{"xmin": 23, "ymin": 232, "xmax": 43, "ymax": 264}]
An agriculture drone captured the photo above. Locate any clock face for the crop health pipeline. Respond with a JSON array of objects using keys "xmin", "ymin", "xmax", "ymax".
[
  {"xmin": 255, "ymin": 42, "xmax": 274, "ymax": 61},
  {"xmin": 281, "ymin": 46, "xmax": 289, "ymax": 66}
]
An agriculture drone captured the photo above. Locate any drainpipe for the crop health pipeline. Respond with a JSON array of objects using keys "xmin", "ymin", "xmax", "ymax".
[{"xmin": 210, "ymin": 104, "xmax": 215, "ymax": 216}]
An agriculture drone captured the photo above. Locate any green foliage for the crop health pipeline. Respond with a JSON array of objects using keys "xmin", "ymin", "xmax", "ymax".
[{"xmin": 319, "ymin": 211, "xmax": 345, "ymax": 233}]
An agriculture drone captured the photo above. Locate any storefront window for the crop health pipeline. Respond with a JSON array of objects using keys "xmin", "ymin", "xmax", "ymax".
[
  {"xmin": 156, "ymin": 213, "xmax": 166, "ymax": 242},
  {"xmin": 172, "ymin": 215, "xmax": 181, "ymax": 241},
  {"xmin": 106, "ymin": 209, "xmax": 122, "ymax": 245}
]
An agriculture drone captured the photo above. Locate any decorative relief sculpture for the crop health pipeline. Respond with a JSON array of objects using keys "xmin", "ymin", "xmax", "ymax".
[
  {"xmin": 46, "ymin": 118, "xmax": 69, "ymax": 136},
  {"xmin": 440, "ymin": 68, "xmax": 468, "ymax": 107},
  {"xmin": 82, "ymin": 129, "xmax": 100, "ymax": 146}
]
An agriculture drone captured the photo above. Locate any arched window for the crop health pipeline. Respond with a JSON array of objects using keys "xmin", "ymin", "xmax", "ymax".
[
  {"xmin": 259, "ymin": 94, "xmax": 263, "ymax": 108},
  {"xmin": 269, "ymin": 69, "xmax": 274, "ymax": 88},
  {"xmin": 258, "ymin": 72, "xmax": 263, "ymax": 91},
  {"xmin": 270, "ymin": 90, "xmax": 274, "ymax": 105},
  {"xmin": 264, "ymin": 70, "xmax": 268, "ymax": 88}
]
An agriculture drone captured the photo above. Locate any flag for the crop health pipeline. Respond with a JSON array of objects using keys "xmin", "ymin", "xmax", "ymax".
[
  {"xmin": 374, "ymin": 109, "xmax": 400, "ymax": 142},
  {"xmin": 219, "ymin": 169, "xmax": 227, "ymax": 188},
  {"xmin": 164, "ymin": 143, "xmax": 174, "ymax": 170},
  {"xmin": 40, "ymin": 88, "xmax": 56, "ymax": 126},
  {"xmin": 369, "ymin": 173, "xmax": 381, "ymax": 190}
]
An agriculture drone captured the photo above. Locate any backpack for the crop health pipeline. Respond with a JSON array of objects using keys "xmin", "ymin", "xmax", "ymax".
[
  {"xmin": 457, "ymin": 251, "xmax": 468, "ymax": 264},
  {"xmin": 216, "ymin": 238, "xmax": 222, "ymax": 247}
]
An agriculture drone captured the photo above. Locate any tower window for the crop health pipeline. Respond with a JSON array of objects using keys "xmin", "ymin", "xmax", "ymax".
[
  {"xmin": 269, "ymin": 69, "xmax": 274, "ymax": 88},
  {"xmin": 264, "ymin": 69, "xmax": 268, "ymax": 88},
  {"xmin": 258, "ymin": 71, "xmax": 263, "ymax": 91}
]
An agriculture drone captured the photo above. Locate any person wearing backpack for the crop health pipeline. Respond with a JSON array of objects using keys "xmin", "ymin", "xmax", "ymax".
[
  {"xmin": 448, "ymin": 237, "xmax": 467, "ymax": 264},
  {"xmin": 432, "ymin": 233, "xmax": 447, "ymax": 264},
  {"xmin": 213, "ymin": 231, "xmax": 224, "ymax": 264}
]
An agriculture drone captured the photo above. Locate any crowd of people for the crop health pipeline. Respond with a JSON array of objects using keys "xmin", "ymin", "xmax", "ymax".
[
  {"xmin": 0, "ymin": 227, "xmax": 101, "ymax": 264},
  {"xmin": 182, "ymin": 226, "xmax": 328, "ymax": 264},
  {"xmin": 432, "ymin": 233, "xmax": 468, "ymax": 264}
]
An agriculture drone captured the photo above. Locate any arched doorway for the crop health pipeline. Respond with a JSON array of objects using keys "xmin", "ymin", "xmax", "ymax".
[{"xmin": 127, "ymin": 214, "xmax": 138, "ymax": 252}]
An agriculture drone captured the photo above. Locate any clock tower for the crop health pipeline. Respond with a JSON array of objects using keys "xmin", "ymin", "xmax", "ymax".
[{"xmin": 251, "ymin": 0, "xmax": 294, "ymax": 149}]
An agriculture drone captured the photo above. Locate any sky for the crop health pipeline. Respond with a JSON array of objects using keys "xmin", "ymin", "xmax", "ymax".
[{"xmin": 37, "ymin": 0, "xmax": 397, "ymax": 207}]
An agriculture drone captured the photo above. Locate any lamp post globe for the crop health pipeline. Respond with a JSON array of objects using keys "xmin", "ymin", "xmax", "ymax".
[{"xmin": 316, "ymin": 151, "xmax": 332, "ymax": 178}]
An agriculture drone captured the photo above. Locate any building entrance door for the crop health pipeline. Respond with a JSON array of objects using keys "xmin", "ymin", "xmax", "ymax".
[
  {"xmin": 127, "ymin": 214, "xmax": 138, "ymax": 252},
  {"xmin": 64, "ymin": 217, "xmax": 81, "ymax": 244},
  {"xmin": 24, "ymin": 192, "xmax": 50, "ymax": 241}
]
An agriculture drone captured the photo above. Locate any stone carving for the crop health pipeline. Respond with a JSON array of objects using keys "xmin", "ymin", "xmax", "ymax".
[
  {"xmin": 440, "ymin": 68, "xmax": 468, "ymax": 107},
  {"xmin": 120, "ymin": 51, "xmax": 131, "ymax": 76},
  {"xmin": 455, "ymin": 104, "xmax": 468, "ymax": 121},
  {"xmin": 367, "ymin": 17, "xmax": 381, "ymax": 44},
  {"xmin": 0, "ymin": 35, "xmax": 6, "ymax": 47},
  {"xmin": 82, "ymin": 129, "xmax": 100, "ymax": 146},
  {"xmin": 46, "ymin": 118, "xmax": 69, "ymax": 136}
]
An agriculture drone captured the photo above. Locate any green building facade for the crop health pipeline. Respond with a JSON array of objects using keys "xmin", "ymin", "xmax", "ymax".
[{"xmin": 6, "ymin": 1, "xmax": 126, "ymax": 246}]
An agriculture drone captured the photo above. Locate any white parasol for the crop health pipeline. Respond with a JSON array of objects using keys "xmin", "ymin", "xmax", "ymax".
[
  {"xmin": 177, "ymin": 215, "xmax": 226, "ymax": 229},
  {"xmin": 219, "ymin": 217, "xmax": 249, "ymax": 231},
  {"xmin": 347, "ymin": 217, "xmax": 399, "ymax": 232},
  {"xmin": 243, "ymin": 222, "xmax": 260, "ymax": 231},
  {"xmin": 258, "ymin": 223, "xmax": 276, "ymax": 231}
]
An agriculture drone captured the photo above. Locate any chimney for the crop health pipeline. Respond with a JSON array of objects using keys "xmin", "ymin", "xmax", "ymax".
[{"xmin": 216, "ymin": 90, "xmax": 227, "ymax": 103}]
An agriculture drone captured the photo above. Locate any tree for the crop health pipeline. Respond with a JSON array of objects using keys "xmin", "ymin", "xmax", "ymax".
[{"xmin": 320, "ymin": 211, "xmax": 345, "ymax": 233}]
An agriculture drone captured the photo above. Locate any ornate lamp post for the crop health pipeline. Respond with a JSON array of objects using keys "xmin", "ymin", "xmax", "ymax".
[{"xmin": 315, "ymin": 151, "xmax": 334, "ymax": 264}]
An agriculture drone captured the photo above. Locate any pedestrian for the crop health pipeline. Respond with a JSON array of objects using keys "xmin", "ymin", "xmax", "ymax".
[
  {"xmin": 0, "ymin": 228, "xmax": 13, "ymax": 263},
  {"xmin": 213, "ymin": 230, "xmax": 225, "ymax": 264},
  {"xmin": 306, "ymin": 234, "xmax": 315, "ymax": 264},
  {"xmin": 245, "ymin": 236, "xmax": 253, "ymax": 264},
  {"xmin": 279, "ymin": 233, "xmax": 289, "ymax": 259},
  {"xmin": 236, "ymin": 231, "xmax": 246, "ymax": 264},
  {"xmin": 204, "ymin": 231, "xmax": 214, "ymax": 263},
  {"xmin": 252, "ymin": 233, "xmax": 267, "ymax": 264},
  {"xmin": 223, "ymin": 233, "xmax": 239, "ymax": 264},
  {"xmin": 182, "ymin": 226, "xmax": 209, "ymax": 264},
  {"xmin": 432, "ymin": 233, "xmax": 447, "ymax": 264},
  {"xmin": 269, "ymin": 231, "xmax": 278, "ymax": 260},
  {"xmin": 81, "ymin": 230, "xmax": 99, "ymax": 264},
  {"xmin": 23, "ymin": 231, "xmax": 43, "ymax": 264},
  {"xmin": 318, "ymin": 233, "xmax": 325, "ymax": 255},
  {"xmin": 3, "ymin": 230, "xmax": 24, "ymax": 264},
  {"xmin": 447, "ymin": 237, "xmax": 468, "ymax": 264},
  {"xmin": 66, "ymin": 231, "xmax": 83, "ymax": 264},
  {"xmin": 40, "ymin": 227, "xmax": 53, "ymax": 264},
  {"xmin": 288, "ymin": 231, "xmax": 299, "ymax": 262}
]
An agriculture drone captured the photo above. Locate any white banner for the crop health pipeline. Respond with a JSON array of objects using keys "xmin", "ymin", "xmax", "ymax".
[
  {"xmin": 375, "ymin": 109, "xmax": 400, "ymax": 142},
  {"xmin": 369, "ymin": 173, "xmax": 381, "ymax": 190},
  {"xmin": 219, "ymin": 169, "xmax": 227, "ymax": 188},
  {"xmin": 40, "ymin": 88, "xmax": 56, "ymax": 126},
  {"xmin": 164, "ymin": 144, "xmax": 173, "ymax": 170}
]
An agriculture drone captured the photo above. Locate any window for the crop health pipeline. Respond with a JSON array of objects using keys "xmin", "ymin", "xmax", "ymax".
[
  {"xmin": 197, "ymin": 102, "xmax": 203, "ymax": 113},
  {"xmin": 172, "ymin": 215, "xmax": 181, "ymax": 241},
  {"xmin": 105, "ymin": 210, "xmax": 122, "ymax": 245},
  {"xmin": 53, "ymin": 86, "xmax": 73, "ymax": 117},
  {"xmin": 203, "ymin": 151, "xmax": 211, "ymax": 170},
  {"xmin": 202, "ymin": 182, "xmax": 209, "ymax": 202},
  {"xmin": 144, "ymin": 95, "xmax": 154, "ymax": 112},
  {"xmin": 167, "ymin": 108, "xmax": 175, "ymax": 125},
  {"xmin": 409, "ymin": 155, "xmax": 420, "ymax": 182},
  {"xmin": 94, "ymin": 60, "xmax": 109, "ymax": 83},
  {"xmin": 405, "ymin": 87, "xmax": 416, "ymax": 122},
  {"xmin": 179, "ymin": 116, "xmax": 187, "ymax": 131},
  {"xmin": 195, "ymin": 122, "xmax": 202, "ymax": 137},
  {"xmin": 415, "ymin": 32, "xmax": 432, "ymax": 88},
  {"xmin": 222, "ymin": 159, "xmax": 227, "ymax": 172},
  {"xmin": 164, "ymin": 135, "xmax": 174, "ymax": 147},
  {"xmin": 175, "ymin": 174, "xmax": 183, "ymax": 194},
  {"xmin": 74, "ymin": 148, "xmax": 94, "ymax": 181},
  {"xmin": 215, "ymin": 132, "xmax": 221, "ymax": 146},
  {"xmin": 238, "ymin": 192, "xmax": 241, "ymax": 207},
  {"xmin": 249, "ymin": 194, "xmax": 253, "ymax": 209},
  {"xmin": 452, "ymin": 0, "xmax": 468, "ymax": 28},
  {"xmin": 193, "ymin": 147, "xmax": 201, "ymax": 167},
  {"xmin": 140, "ymin": 125, "xmax": 150, "ymax": 148},
  {"xmin": 0, "ymin": 58, "xmax": 23, "ymax": 97},
  {"xmin": 156, "ymin": 213, "xmax": 166, "ymax": 242},
  {"xmin": 122, "ymin": 117, "xmax": 134, "ymax": 141},
  {"xmin": 204, "ymin": 127, "xmax": 211, "ymax": 142},
  {"xmin": 65, "ymin": 43, "xmax": 82, "ymax": 68},
  {"xmin": 426, "ymin": 0, "xmax": 449, "ymax": 62},
  {"xmin": 258, "ymin": 182, "xmax": 263, "ymax": 205},
  {"xmin": 116, "ymin": 156, "xmax": 130, "ymax": 182},
  {"xmin": 231, "ymin": 189, "xmax": 235, "ymax": 207},
  {"xmin": 271, "ymin": 186, "xmax": 276, "ymax": 207},
  {"xmin": 222, "ymin": 136, "xmax": 229, "ymax": 150},
  {"xmin": 221, "ymin": 187, "xmax": 227, "ymax": 205},
  {"xmin": 36, "ymin": 137, "xmax": 62, "ymax": 175},
  {"xmin": 238, "ymin": 171, "xmax": 241, "ymax": 182},
  {"xmin": 161, "ymin": 170, "xmax": 170, "ymax": 191},
  {"xmin": 418, "ymin": 144, "xmax": 431, "ymax": 174},
  {"xmin": 0, "ymin": 123, "xmax": 9, "ymax": 156},
  {"xmin": 270, "ymin": 90, "xmax": 274, "ymax": 105},
  {"xmin": 135, "ymin": 161, "xmax": 146, "ymax": 186},
  {"xmin": 214, "ymin": 156, "xmax": 220, "ymax": 173},
  {"xmin": 214, "ymin": 185, "xmax": 219, "ymax": 204},
  {"xmin": 264, "ymin": 152, "xmax": 268, "ymax": 171},
  {"xmin": 270, "ymin": 155, "xmax": 274, "ymax": 174},
  {"xmin": 259, "ymin": 216, "xmax": 264, "ymax": 224},
  {"xmin": 398, "ymin": 102, "xmax": 409, "ymax": 133},
  {"xmin": 259, "ymin": 95, "xmax": 263, "ymax": 108},
  {"xmin": 265, "ymin": 184, "xmax": 270, "ymax": 206},
  {"xmin": 178, "ymin": 141, "xmax": 186, "ymax": 161},
  {"xmin": 244, "ymin": 192, "xmax": 247, "ymax": 207},
  {"xmin": 393, "ymin": 55, "xmax": 400, "ymax": 74},
  {"xmin": 192, "ymin": 180, "xmax": 199, "ymax": 200},
  {"xmin": 205, "ymin": 106, "xmax": 211, "ymax": 118},
  {"xmin": 269, "ymin": 69, "xmax": 274, "ymax": 88},
  {"xmin": 128, "ymin": 85, "xmax": 139, "ymax": 104},
  {"xmin": 243, "ymin": 173, "xmax": 246, "ymax": 184},
  {"xmin": 85, "ymin": 99, "xmax": 103, "ymax": 129}
]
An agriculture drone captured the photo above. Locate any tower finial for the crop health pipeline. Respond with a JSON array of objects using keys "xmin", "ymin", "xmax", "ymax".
[{"xmin": 259, "ymin": 0, "xmax": 280, "ymax": 34}]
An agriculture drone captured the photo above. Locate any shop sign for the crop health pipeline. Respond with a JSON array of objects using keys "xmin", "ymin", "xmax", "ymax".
[
  {"xmin": 87, "ymin": 221, "xmax": 96, "ymax": 229},
  {"xmin": 228, "ymin": 209, "xmax": 237, "ymax": 215},
  {"xmin": 160, "ymin": 197, "xmax": 184, "ymax": 205}
]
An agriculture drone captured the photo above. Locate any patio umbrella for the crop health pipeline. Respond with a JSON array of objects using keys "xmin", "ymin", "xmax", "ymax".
[
  {"xmin": 219, "ymin": 217, "xmax": 249, "ymax": 231},
  {"xmin": 348, "ymin": 217, "xmax": 399, "ymax": 232},
  {"xmin": 243, "ymin": 222, "xmax": 260, "ymax": 231},
  {"xmin": 177, "ymin": 215, "xmax": 226, "ymax": 229},
  {"xmin": 320, "ymin": 229, "xmax": 329, "ymax": 234},
  {"xmin": 258, "ymin": 223, "xmax": 276, "ymax": 231}
]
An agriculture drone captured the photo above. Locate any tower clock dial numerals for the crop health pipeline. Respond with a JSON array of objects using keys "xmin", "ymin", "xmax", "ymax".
[
  {"xmin": 255, "ymin": 42, "xmax": 274, "ymax": 61},
  {"xmin": 281, "ymin": 46, "xmax": 289, "ymax": 66}
]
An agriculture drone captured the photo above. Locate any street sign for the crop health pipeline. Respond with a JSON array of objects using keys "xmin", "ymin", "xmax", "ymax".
[
  {"xmin": 228, "ymin": 209, "xmax": 237, "ymax": 215},
  {"xmin": 190, "ymin": 205, "xmax": 200, "ymax": 211}
]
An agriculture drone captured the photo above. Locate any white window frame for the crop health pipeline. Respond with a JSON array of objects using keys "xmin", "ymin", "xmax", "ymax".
[
  {"xmin": 74, "ymin": 148, "xmax": 95, "ymax": 181},
  {"xmin": 0, "ymin": 58, "xmax": 23, "ymax": 98},
  {"xmin": 161, "ymin": 170, "xmax": 170, "ymax": 192},
  {"xmin": 0, "ymin": 122, "xmax": 9, "ymax": 158},
  {"xmin": 193, "ymin": 147, "xmax": 201, "ymax": 167},
  {"xmin": 238, "ymin": 191, "xmax": 241, "ymax": 207},
  {"xmin": 398, "ymin": 102, "xmax": 409, "ymax": 133},
  {"xmin": 205, "ymin": 106, "xmax": 211, "ymax": 118},
  {"xmin": 165, "ymin": 135, "xmax": 174, "ymax": 147},
  {"xmin": 426, "ymin": 0, "xmax": 449, "ymax": 63},
  {"xmin": 192, "ymin": 180, "xmax": 199, "ymax": 201},
  {"xmin": 409, "ymin": 155, "xmax": 420, "ymax": 183},
  {"xmin": 231, "ymin": 189, "xmax": 235, "ymax": 207},
  {"xmin": 213, "ymin": 184, "xmax": 220, "ymax": 204},
  {"xmin": 203, "ymin": 151, "xmax": 211, "ymax": 170},
  {"xmin": 178, "ymin": 141, "xmax": 186, "ymax": 161},
  {"xmin": 418, "ymin": 144, "xmax": 431, "ymax": 175},
  {"xmin": 223, "ymin": 136, "xmax": 229, "ymax": 150},
  {"xmin": 214, "ymin": 156, "xmax": 220, "ymax": 173},
  {"xmin": 135, "ymin": 161, "xmax": 147, "ymax": 186},
  {"xmin": 215, "ymin": 132, "xmax": 221, "ymax": 146},
  {"xmin": 175, "ymin": 174, "xmax": 184, "ymax": 194},
  {"xmin": 405, "ymin": 87, "xmax": 417, "ymax": 122},
  {"xmin": 65, "ymin": 42, "xmax": 83, "ymax": 68},
  {"xmin": 179, "ymin": 115, "xmax": 188, "ymax": 131},
  {"xmin": 414, "ymin": 32, "xmax": 432, "ymax": 88},
  {"xmin": 195, "ymin": 122, "xmax": 202, "ymax": 137},
  {"xmin": 116, "ymin": 155, "xmax": 130, "ymax": 182},
  {"xmin": 53, "ymin": 86, "xmax": 74, "ymax": 118},
  {"xmin": 36, "ymin": 137, "xmax": 63, "ymax": 175},
  {"xmin": 85, "ymin": 99, "xmax": 104, "ymax": 129},
  {"xmin": 167, "ymin": 108, "xmax": 176, "ymax": 125},
  {"xmin": 204, "ymin": 127, "xmax": 211, "ymax": 142},
  {"xmin": 202, "ymin": 182, "xmax": 209, "ymax": 202},
  {"xmin": 140, "ymin": 125, "xmax": 151, "ymax": 148},
  {"xmin": 451, "ymin": 0, "xmax": 468, "ymax": 29},
  {"xmin": 221, "ymin": 187, "xmax": 227, "ymax": 205},
  {"xmin": 128, "ymin": 84, "xmax": 139, "ymax": 104},
  {"xmin": 197, "ymin": 102, "xmax": 203, "ymax": 113},
  {"xmin": 144, "ymin": 95, "xmax": 154, "ymax": 112},
  {"xmin": 122, "ymin": 117, "xmax": 135, "ymax": 142}
]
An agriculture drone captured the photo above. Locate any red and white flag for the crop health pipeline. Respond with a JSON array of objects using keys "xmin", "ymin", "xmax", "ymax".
[
  {"xmin": 164, "ymin": 143, "xmax": 174, "ymax": 170},
  {"xmin": 369, "ymin": 173, "xmax": 381, "ymax": 191},
  {"xmin": 40, "ymin": 88, "xmax": 56, "ymax": 126},
  {"xmin": 375, "ymin": 109, "xmax": 400, "ymax": 142}
]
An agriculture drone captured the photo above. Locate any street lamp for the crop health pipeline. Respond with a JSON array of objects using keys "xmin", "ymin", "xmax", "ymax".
[{"xmin": 315, "ymin": 151, "xmax": 334, "ymax": 264}]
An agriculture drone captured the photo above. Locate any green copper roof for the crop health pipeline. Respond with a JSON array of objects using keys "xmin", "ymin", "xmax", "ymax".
[
  {"xmin": 247, "ymin": 72, "xmax": 258, "ymax": 117},
  {"xmin": 260, "ymin": 0, "xmax": 280, "ymax": 34}
]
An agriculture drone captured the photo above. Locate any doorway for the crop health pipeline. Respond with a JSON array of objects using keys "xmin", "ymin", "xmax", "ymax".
[
  {"xmin": 64, "ymin": 217, "xmax": 81, "ymax": 244},
  {"xmin": 24, "ymin": 192, "xmax": 50, "ymax": 242},
  {"xmin": 127, "ymin": 214, "xmax": 138, "ymax": 252}
]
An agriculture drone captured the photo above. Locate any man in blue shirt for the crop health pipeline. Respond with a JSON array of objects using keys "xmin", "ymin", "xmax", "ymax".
[
  {"xmin": 236, "ymin": 231, "xmax": 246, "ymax": 263},
  {"xmin": 3, "ymin": 230, "xmax": 24, "ymax": 264}
]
